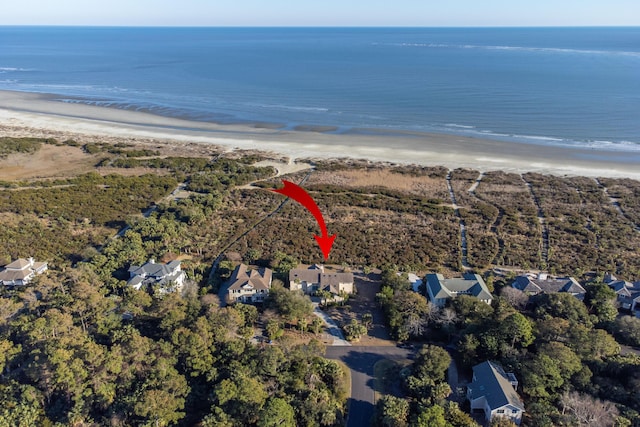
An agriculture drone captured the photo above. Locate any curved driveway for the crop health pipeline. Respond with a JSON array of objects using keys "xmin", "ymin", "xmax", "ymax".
[{"xmin": 325, "ymin": 346, "xmax": 411, "ymax": 427}]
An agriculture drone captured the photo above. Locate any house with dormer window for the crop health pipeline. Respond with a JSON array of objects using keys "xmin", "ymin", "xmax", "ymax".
[
  {"xmin": 289, "ymin": 264, "xmax": 354, "ymax": 295},
  {"xmin": 0, "ymin": 257, "xmax": 48, "ymax": 286},
  {"xmin": 604, "ymin": 273, "xmax": 640, "ymax": 311},
  {"xmin": 425, "ymin": 273, "xmax": 492, "ymax": 307},
  {"xmin": 127, "ymin": 259, "xmax": 185, "ymax": 293},
  {"xmin": 227, "ymin": 264, "xmax": 272, "ymax": 303},
  {"xmin": 467, "ymin": 361, "xmax": 525, "ymax": 425},
  {"xmin": 511, "ymin": 273, "xmax": 586, "ymax": 300}
]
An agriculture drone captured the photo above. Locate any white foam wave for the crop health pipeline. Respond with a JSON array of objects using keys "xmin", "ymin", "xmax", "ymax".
[
  {"xmin": 245, "ymin": 102, "xmax": 329, "ymax": 112},
  {"xmin": 379, "ymin": 42, "xmax": 640, "ymax": 58},
  {"xmin": 445, "ymin": 123, "xmax": 475, "ymax": 129},
  {"xmin": 435, "ymin": 124, "xmax": 640, "ymax": 152},
  {"xmin": 0, "ymin": 67, "xmax": 33, "ymax": 72}
]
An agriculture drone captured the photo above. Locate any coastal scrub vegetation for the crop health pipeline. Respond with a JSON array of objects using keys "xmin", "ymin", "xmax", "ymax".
[
  {"xmin": 0, "ymin": 173, "xmax": 177, "ymax": 264},
  {"xmin": 0, "ymin": 136, "xmax": 48, "ymax": 158},
  {"xmin": 524, "ymin": 173, "xmax": 640, "ymax": 277},
  {"xmin": 2, "ymin": 136, "xmax": 640, "ymax": 425},
  {"xmin": 3, "ymin": 138, "xmax": 640, "ymax": 279}
]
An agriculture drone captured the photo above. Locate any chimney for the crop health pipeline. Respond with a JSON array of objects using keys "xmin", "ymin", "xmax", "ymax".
[
  {"xmin": 537, "ymin": 272, "xmax": 548, "ymax": 280},
  {"xmin": 149, "ymin": 259, "xmax": 155, "ymax": 264},
  {"xmin": 28, "ymin": 257, "xmax": 34, "ymax": 266}
]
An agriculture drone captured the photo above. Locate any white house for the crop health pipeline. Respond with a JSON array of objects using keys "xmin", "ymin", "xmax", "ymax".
[
  {"xmin": 128, "ymin": 259, "xmax": 185, "ymax": 293},
  {"xmin": 289, "ymin": 264, "xmax": 354, "ymax": 295},
  {"xmin": 467, "ymin": 361, "xmax": 525, "ymax": 425},
  {"xmin": 425, "ymin": 273, "xmax": 492, "ymax": 307},
  {"xmin": 0, "ymin": 257, "xmax": 48, "ymax": 286},
  {"xmin": 227, "ymin": 264, "xmax": 272, "ymax": 303}
]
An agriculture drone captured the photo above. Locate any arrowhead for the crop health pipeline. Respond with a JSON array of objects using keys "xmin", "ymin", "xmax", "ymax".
[{"xmin": 314, "ymin": 234, "xmax": 337, "ymax": 260}]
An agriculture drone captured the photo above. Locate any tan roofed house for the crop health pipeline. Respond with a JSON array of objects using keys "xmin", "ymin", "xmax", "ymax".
[
  {"xmin": 0, "ymin": 257, "xmax": 48, "ymax": 286},
  {"xmin": 425, "ymin": 273, "xmax": 492, "ymax": 307},
  {"xmin": 289, "ymin": 264, "xmax": 354, "ymax": 295},
  {"xmin": 227, "ymin": 264, "xmax": 272, "ymax": 303}
]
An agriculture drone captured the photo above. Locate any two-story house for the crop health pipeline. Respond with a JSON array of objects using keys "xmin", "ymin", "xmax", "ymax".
[
  {"xmin": 289, "ymin": 264, "xmax": 354, "ymax": 295},
  {"xmin": 425, "ymin": 273, "xmax": 492, "ymax": 307},
  {"xmin": 227, "ymin": 264, "xmax": 272, "ymax": 303},
  {"xmin": 467, "ymin": 361, "xmax": 525, "ymax": 425},
  {"xmin": 128, "ymin": 259, "xmax": 185, "ymax": 293},
  {"xmin": 604, "ymin": 273, "xmax": 640, "ymax": 311},
  {"xmin": 0, "ymin": 257, "xmax": 48, "ymax": 286}
]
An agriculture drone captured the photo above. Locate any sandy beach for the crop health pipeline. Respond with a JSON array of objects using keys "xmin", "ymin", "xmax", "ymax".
[{"xmin": 1, "ymin": 89, "xmax": 639, "ymax": 179}]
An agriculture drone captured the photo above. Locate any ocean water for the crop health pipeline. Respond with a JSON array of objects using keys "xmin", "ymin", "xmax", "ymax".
[{"xmin": 0, "ymin": 26, "xmax": 639, "ymax": 151}]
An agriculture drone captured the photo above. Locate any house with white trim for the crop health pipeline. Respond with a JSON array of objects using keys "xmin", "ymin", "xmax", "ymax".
[
  {"xmin": 227, "ymin": 264, "xmax": 272, "ymax": 303},
  {"xmin": 467, "ymin": 361, "xmax": 525, "ymax": 425},
  {"xmin": 289, "ymin": 264, "xmax": 354, "ymax": 295},
  {"xmin": 604, "ymin": 273, "xmax": 640, "ymax": 311},
  {"xmin": 0, "ymin": 257, "xmax": 48, "ymax": 286},
  {"xmin": 128, "ymin": 259, "xmax": 185, "ymax": 293},
  {"xmin": 425, "ymin": 273, "xmax": 492, "ymax": 307}
]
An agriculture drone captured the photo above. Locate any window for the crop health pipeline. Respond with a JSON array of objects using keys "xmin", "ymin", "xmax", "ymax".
[
  {"xmin": 497, "ymin": 410, "xmax": 505, "ymax": 414},
  {"xmin": 512, "ymin": 409, "xmax": 518, "ymax": 414}
]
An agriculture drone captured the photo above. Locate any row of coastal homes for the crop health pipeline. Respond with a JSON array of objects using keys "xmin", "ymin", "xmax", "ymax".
[
  {"xmin": 510, "ymin": 273, "xmax": 586, "ymax": 300},
  {"xmin": 425, "ymin": 271, "xmax": 593, "ymax": 308},
  {"xmin": 0, "ymin": 257, "xmax": 48, "ymax": 286},
  {"xmin": 225, "ymin": 263, "xmax": 355, "ymax": 304}
]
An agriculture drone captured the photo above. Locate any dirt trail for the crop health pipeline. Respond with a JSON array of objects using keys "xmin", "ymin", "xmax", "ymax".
[
  {"xmin": 446, "ymin": 170, "xmax": 470, "ymax": 270},
  {"xmin": 521, "ymin": 175, "xmax": 550, "ymax": 267}
]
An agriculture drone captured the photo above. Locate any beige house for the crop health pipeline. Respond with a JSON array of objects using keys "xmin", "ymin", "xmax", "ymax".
[
  {"xmin": 0, "ymin": 257, "xmax": 48, "ymax": 286},
  {"xmin": 289, "ymin": 264, "xmax": 354, "ymax": 295},
  {"xmin": 467, "ymin": 361, "xmax": 525, "ymax": 425},
  {"xmin": 227, "ymin": 264, "xmax": 272, "ymax": 303},
  {"xmin": 425, "ymin": 273, "xmax": 492, "ymax": 307}
]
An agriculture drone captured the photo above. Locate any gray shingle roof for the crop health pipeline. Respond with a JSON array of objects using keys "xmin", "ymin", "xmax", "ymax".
[
  {"xmin": 469, "ymin": 361, "xmax": 525, "ymax": 411},
  {"xmin": 608, "ymin": 280, "xmax": 640, "ymax": 296},
  {"xmin": 128, "ymin": 259, "xmax": 180, "ymax": 279},
  {"xmin": 512, "ymin": 275, "xmax": 586, "ymax": 296},
  {"xmin": 426, "ymin": 273, "xmax": 492, "ymax": 301},
  {"xmin": 127, "ymin": 259, "xmax": 184, "ymax": 288}
]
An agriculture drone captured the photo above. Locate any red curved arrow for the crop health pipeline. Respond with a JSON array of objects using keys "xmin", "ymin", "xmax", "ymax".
[{"xmin": 272, "ymin": 180, "xmax": 336, "ymax": 260}]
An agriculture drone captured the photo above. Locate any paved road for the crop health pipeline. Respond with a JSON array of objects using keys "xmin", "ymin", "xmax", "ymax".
[{"xmin": 325, "ymin": 346, "xmax": 411, "ymax": 427}]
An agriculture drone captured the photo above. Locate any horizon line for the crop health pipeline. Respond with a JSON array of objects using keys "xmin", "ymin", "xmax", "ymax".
[{"xmin": 1, "ymin": 24, "xmax": 639, "ymax": 29}]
